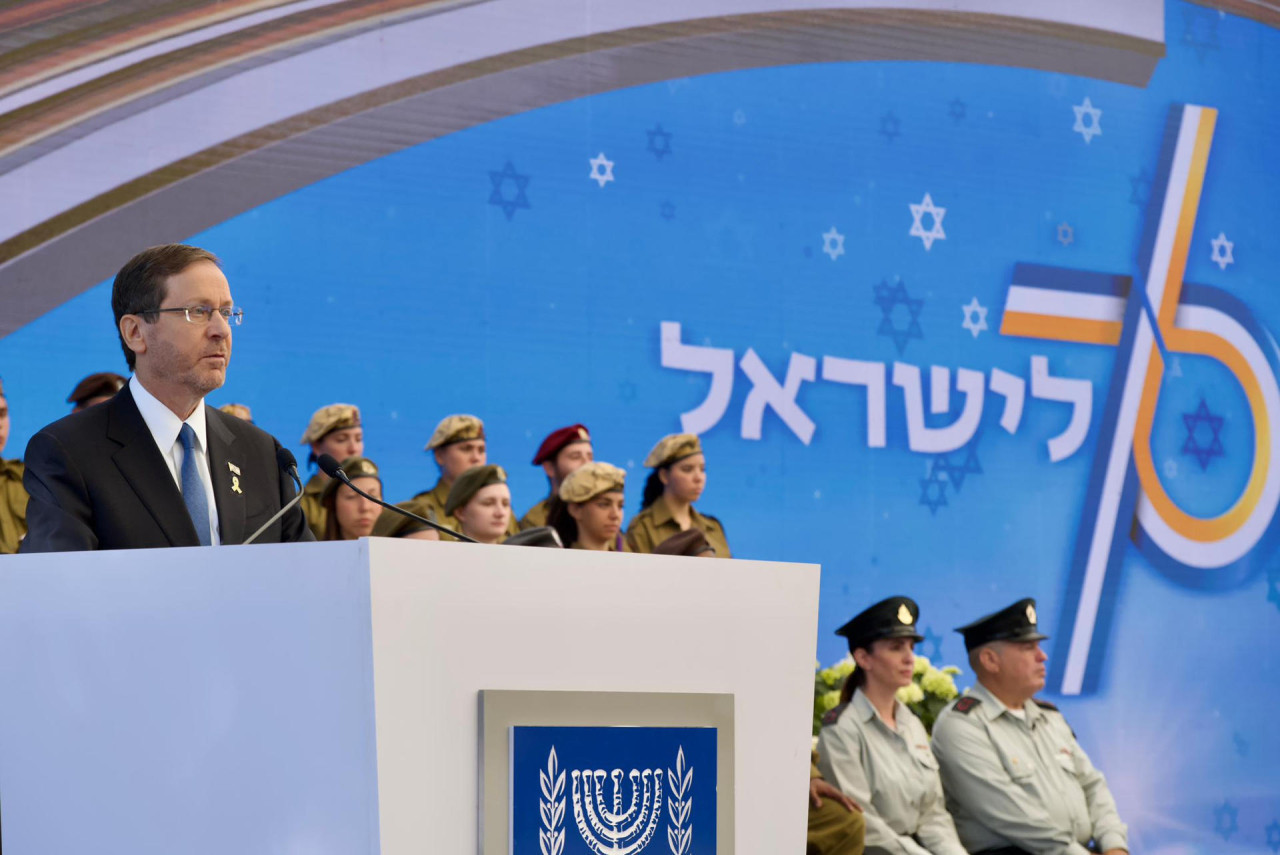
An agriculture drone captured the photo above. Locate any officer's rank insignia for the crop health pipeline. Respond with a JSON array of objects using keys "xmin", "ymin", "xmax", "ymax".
[
  {"xmin": 897, "ymin": 603, "xmax": 912, "ymax": 624},
  {"xmin": 954, "ymin": 696, "xmax": 981, "ymax": 715},
  {"xmin": 822, "ymin": 703, "xmax": 849, "ymax": 726},
  {"xmin": 1026, "ymin": 602, "xmax": 1037, "ymax": 624}
]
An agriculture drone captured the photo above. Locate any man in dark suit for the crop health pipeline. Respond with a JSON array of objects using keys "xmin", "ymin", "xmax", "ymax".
[{"xmin": 20, "ymin": 244, "xmax": 312, "ymax": 551}]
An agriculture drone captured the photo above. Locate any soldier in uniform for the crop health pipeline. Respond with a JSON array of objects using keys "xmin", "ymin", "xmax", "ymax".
[
  {"xmin": 809, "ymin": 758, "xmax": 867, "ymax": 855},
  {"xmin": 374, "ymin": 414, "xmax": 518, "ymax": 540},
  {"xmin": 0, "ymin": 379, "xmax": 28, "ymax": 553},
  {"xmin": 444, "ymin": 464, "xmax": 513, "ymax": 544},
  {"xmin": 625, "ymin": 433, "xmax": 729, "ymax": 557},
  {"xmin": 297, "ymin": 404, "xmax": 364, "ymax": 540},
  {"xmin": 218, "ymin": 403, "xmax": 253, "ymax": 422},
  {"xmin": 546, "ymin": 461, "xmax": 628, "ymax": 551},
  {"xmin": 318, "ymin": 456, "xmax": 382, "ymax": 541},
  {"xmin": 931, "ymin": 599, "xmax": 1129, "ymax": 855},
  {"xmin": 817, "ymin": 597, "xmax": 967, "ymax": 855},
  {"xmin": 67, "ymin": 372, "xmax": 126, "ymax": 412},
  {"xmin": 520, "ymin": 424, "xmax": 593, "ymax": 529}
]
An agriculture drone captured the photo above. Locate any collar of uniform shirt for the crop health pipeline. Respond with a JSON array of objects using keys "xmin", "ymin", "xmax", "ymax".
[
  {"xmin": 851, "ymin": 686, "xmax": 907, "ymax": 729},
  {"xmin": 129, "ymin": 374, "xmax": 209, "ymax": 482},
  {"xmin": 967, "ymin": 680, "xmax": 1044, "ymax": 725}
]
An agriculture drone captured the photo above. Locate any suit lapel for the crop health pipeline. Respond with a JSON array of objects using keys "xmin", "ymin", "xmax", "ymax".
[
  {"xmin": 107, "ymin": 386, "xmax": 200, "ymax": 547},
  {"xmin": 206, "ymin": 409, "xmax": 246, "ymax": 545}
]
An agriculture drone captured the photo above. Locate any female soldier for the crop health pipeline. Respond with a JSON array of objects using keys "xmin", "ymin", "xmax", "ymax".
[
  {"xmin": 319, "ymin": 456, "xmax": 382, "ymax": 541},
  {"xmin": 299, "ymin": 403, "xmax": 363, "ymax": 539},
  {"xmin": 444, "ymin": 464, "xmax": 513, "ymax": 545},
  {"xmin": 625, "ymin": 433, "xmax": 729, "ymax": 557},
  {"xmin": 546, "ymin": 461, "xmax": 628, "ymax": 551},
  {"xmin": 815, "ymin": 597, "xmax": 967, "ymax": 855}
]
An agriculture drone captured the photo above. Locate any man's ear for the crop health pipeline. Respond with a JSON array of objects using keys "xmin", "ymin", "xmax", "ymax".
[
  {"xmin": 978, "ymin": 645, "xmax": 1000, "ymax": 675},
  {"xmin": 119, "ymin": 315, "xmax": 147, "ymax": 361}
]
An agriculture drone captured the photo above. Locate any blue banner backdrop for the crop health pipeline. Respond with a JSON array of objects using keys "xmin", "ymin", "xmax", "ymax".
[{"xmin": 1, "ymin": 1, "xmax": 1277, "ymax": 851}]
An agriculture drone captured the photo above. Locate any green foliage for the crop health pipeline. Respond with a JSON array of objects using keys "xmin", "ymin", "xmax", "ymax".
[{"xmin": 812, "ymin": 653, "xmax": 961, "ymax": 737}]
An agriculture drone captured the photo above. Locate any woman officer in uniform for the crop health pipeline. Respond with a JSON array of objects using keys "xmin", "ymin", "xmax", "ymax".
[
  {"xmin": 815, "ymin": 597, "xmax": 967, "ymax": 855},
  {"xmin": 625, "ymin": 433, "xmax": 729, "ymax": 557},
  {"xmin": 319, "ymin": 456, "xmax": 382, "ymax": 541}
]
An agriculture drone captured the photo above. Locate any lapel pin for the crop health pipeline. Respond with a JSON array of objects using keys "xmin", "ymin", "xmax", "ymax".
[
  {"xmin": 231, "ymin": 475, "xmax": 243, "ymax": 494},
  {"xmin": 227, "ymin": 461, "xmax": 241, "ymax": 476}
]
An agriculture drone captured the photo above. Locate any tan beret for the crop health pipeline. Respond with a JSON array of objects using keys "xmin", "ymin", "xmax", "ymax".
[
  {"xmin": 444, "ymin": 464, "xmax": 507, "ymax": 515},
  {"xmin": 426, "ymin": 414, "xmax": 485, "ymax": 450},
  {"xmin": 301, "ymin": 403, "xmax": 361, "ymax": 444},
  {"xmin": 558, "ymin": 461, "xmax": 626, "ymax": 504},
  {"xmin": 218, "ymin": 403, "xmax": 253, "ymax": 422},
  {"xmin": 643, "ymin": 433, "xmax": 702, "ymax": 468},
  {"xmin": 321, "ymin": 455, "xmax": 381, "ymax": 502}
]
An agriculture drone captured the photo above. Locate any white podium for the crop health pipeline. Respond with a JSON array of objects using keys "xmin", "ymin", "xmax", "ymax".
[{"xmin": 0, "ymin": 539, "xmax": 819, "ymax": 854}]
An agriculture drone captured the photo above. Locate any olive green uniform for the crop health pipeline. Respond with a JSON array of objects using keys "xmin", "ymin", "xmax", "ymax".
[
  {"xmin": 930, "ymin": 682, "xmax": 1128, "ymax": 855},
  {"xmin": 0, "ymin": 458, "xmax": 29, "ymax": 554},
  {"xmin": 625, "ymin": 495, "xmax": 730, "ymax": 557},
  {"xmin": 299, "ymin": 472, "xmax": 327, "ymax": 541},
  {"xmin": 817, "ymin": 690, "xmax": 965, "ymax": 855},
  {"xmin": 569, "ymin": 538, "xmax": 629, "ymax": 552},
  {"xmin": 375, "ymin": 479, "xmax": 519, "ymax": 541},
  {"xmin": 519, "ymin": 497, "xmax": 551, "ymax": 530},
  {"xmin": 810, "ymin": 753, "xmax": 867, "ymax": 855}
]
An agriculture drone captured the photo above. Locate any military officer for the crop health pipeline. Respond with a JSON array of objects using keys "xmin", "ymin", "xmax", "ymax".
[
  {"xmin": 298, "ymin": 403, "xmax": 363, "ymax": 539},
  {"xmin": 625, "ymin": 433, "xmax": 729, "ymax": 557},
  {"xmin": 809, "ymin": 754, "xmax": 867, "ymax": 855},
  {"xmin": 546, "ymin": 461, "xmax": 628, "ymax": 551},
  {"xmin": 67, "ymin": 372, "xmax": 126, "ymax": 412},
  {"xmin": 931, "ymin": 599, "xmax": 1129, "ymax": 855},
  {"xmin": 519, "ymin": 423, "xmax": 593, "ymax": 529},
  {"xmin": 444, "ymin": 464, "xmax": 513, "ymax": 545},
  {"xmin": 817, "ymin": 597, "xmax": 967, "ymax": 855},
  {"xmin": 374, "ymin": 414, "xmax": 518, "ymax": 540},
  {"xmin": 0, "ymin": 378, "xmax": 28, "ymax": 553}
]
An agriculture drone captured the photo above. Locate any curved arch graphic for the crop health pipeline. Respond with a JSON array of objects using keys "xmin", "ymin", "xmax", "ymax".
[{"xmin": 0, "ymin": 0, "xmax": 1164, "ymax": 337}]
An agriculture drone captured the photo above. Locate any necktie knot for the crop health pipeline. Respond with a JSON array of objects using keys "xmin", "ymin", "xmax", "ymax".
[{"xmin": 180, "ymin": 422, "xmax": 197, "ymax": 452}]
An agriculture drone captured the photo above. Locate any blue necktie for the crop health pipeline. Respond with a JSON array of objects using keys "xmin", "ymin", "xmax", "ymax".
[{"xmin": 179, "ymin": 423, "xmax": 212, "ymax": 546}]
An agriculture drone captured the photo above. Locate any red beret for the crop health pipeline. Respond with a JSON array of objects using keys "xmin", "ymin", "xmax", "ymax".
[{"xmin": 532, "ymin": 424, "xmax": 591, "ymax": 465}]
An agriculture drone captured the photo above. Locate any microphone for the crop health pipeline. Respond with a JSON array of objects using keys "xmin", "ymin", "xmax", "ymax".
[
  {"xmin": 242, "ymin": 446, "xmax": 306, "ymax": 545},
  {"xmin": 317, "ymin": 453, "xmax": 477, "ymax": 543}
]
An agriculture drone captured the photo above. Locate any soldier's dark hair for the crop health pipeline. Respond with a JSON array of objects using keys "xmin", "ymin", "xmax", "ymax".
[
  {"xmin": 640, "ymin": 468, "xmax": 667, "ymax": 510},
  {"xmin": 544, "ymin": 495, "xmax": 578, "ymax": 548},
  {"xmin": 111, "ymin": 244, "xmax": 221, "ymax": 369}
]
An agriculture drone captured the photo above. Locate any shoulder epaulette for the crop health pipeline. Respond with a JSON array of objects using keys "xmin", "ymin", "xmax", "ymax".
[
  {"xmin": 953, "ymin": 696, "xmax": 981, "ymax": 715},
  {"xmin": 1032, "ymin": 697, "xmax": 1059, "ymax": 712},
  {"xmin": 821, "ymin": 702, "xmax": 849, "ymax": 726}
]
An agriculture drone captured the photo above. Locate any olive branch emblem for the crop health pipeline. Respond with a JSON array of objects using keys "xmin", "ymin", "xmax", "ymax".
[
  {"xmin": 539, "ymin": 746, "xmax": 567, "ymax": 855},
  {"xmin": 666, "ymin": 747, "xmax": 692, "ymax": 855}
]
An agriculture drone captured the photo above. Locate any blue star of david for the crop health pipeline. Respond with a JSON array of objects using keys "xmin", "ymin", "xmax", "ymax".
[
  {"xmin": 1265, "ymin": 819, "xmax": 1280, "ymax": 853},
  {"xmin": 1129, "ymin": 169, "xmax": 1151, "ymax": 207},
  {"xmin": 646, "ymin": 124, "xmax": 673, "ymax": 160},
  {"xmin": 874, "ymin": 280, "xmax": 924, "ymax": 355},
  {"xmin": 919, "ymin": 469, "xmax": 948, "ymax": 515},
  {"xmin": 921, "ymin": 626, "xmax": 944, "ymax": 660},
  {"xmin": 1214, "ymin": 800, "xmax": 1239, "ymax": 841},
  {"xmin": 1232, "ymin": 731, "xmax": 1249, "ymax": 757},
  {"xmin": 1182, "ymin": 399, "xmax": 1225, "ymax": 470},
  {"xmin": 660, "ymin": 201, "xmax": 676, "ymax": 220},
  {"xmin": 933, "ymin": 445, "xmax": 982, "ymax": 494},
  {"xmin": 948, "ymin": 99, "xmax": 966, "ymax": 123},
  {"xmin": 1182, "ymin": 6, "xmax": 1220, "ymax": 63},
  {"xmin": 879, "ymin": 111, "xmax": 901, "ymax": 142},
  {"xmin": 488, "ymin": 160, "xmax": 531, "ymax": 220}
]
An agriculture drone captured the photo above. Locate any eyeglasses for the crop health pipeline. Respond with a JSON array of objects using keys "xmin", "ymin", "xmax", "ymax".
[{"xmin": 142, "ymin": 306, "xmax": 244, "ymax": 326}]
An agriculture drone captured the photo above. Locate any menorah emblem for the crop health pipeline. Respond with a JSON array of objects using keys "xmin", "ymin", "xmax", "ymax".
[
  {"xmin": 538, "ymin": 745, "xmax": 694, "ymax": 855},
  {"xmin": 570, "ymin": 766, "xmax": 663, "ymax": 855}
]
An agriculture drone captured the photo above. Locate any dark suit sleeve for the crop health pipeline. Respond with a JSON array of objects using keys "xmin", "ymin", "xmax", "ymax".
[
  {"xmin": 274, "ymin": 437, "xmax": 314, "ymax": 544},
  {"xmin": 19, "ymin": 430, "xmax": 99, "ymax": 552}
]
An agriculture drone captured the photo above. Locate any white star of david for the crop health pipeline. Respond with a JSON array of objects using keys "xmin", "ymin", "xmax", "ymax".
[
  {"xmin": 909, "ymin": 192, "xmax": 946, "ymax": 251},
  {"xmin": 588, "ymin": 152, "xmax": 615, "ymax": 188},
  {"xmin": 961, "ymin": 297, "xmax": 988, "ymax": 338},
  {"xmin": 1072, "ymin": 97, "xmax": 1103, "ymax": 144},
  {"xmin": 821, "ymin": 226, "xmax": 845, "ymax": 261},
  {"xmin": 1210, "ymin": 231, "xmax": 1235, "ymax": 270}
]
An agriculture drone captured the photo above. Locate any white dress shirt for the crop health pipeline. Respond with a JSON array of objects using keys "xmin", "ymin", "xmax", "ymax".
[{"xmin": 129, "ymin": 375, "xmax": 221, "ymax": 545}]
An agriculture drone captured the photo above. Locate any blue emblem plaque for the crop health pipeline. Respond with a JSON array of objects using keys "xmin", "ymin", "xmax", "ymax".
[{"xmin": 510, "ymin": 725, "xmax": 717, "ymax": 855}]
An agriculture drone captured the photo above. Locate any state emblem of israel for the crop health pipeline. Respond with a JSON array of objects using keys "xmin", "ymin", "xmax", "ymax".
[{"xmin": 510, "ymin": 725, "xmax": 716, "ymax": 854}]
